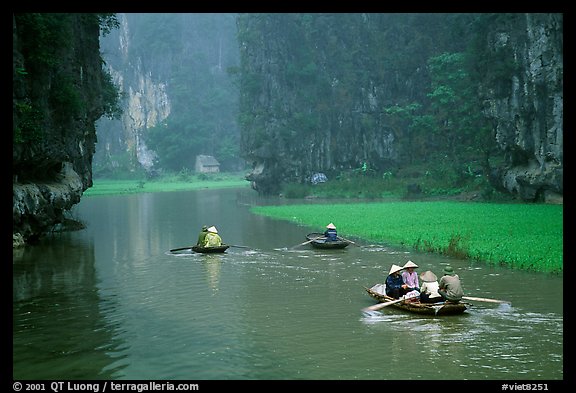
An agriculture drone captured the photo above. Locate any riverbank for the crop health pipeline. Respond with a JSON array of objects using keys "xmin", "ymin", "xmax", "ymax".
[
  {"xmin": 83, "ymin": 173, "xmax": 249, "ymax": 197},
  {"xmin": 251, "ymin": 201, "xmax": 563, "ymax": 274}
]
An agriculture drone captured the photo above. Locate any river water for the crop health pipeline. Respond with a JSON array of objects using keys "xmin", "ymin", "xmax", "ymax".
[{"xmin": 13, "ymin": 188, "xmax": 563, "ymax": 381}]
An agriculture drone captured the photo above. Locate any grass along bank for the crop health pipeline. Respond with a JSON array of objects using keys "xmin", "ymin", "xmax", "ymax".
[
  {"xmin": 83, "ymin": 172, "xmax": 249, "ymax": 197},
  {"xmin": 251, "ymin": 201, "xmax": 563, "ymax": 274}
]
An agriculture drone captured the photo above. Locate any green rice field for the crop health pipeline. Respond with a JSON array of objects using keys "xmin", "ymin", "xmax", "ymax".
[{"xmin": 251, "ymin": 201, "xmax": 563, "ymax": 273}]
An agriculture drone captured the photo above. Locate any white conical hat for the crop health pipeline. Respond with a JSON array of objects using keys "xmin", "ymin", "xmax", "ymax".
[
  {"xmin": 207, "ymin": 226, "xmax": 218, "ymax": 233},
  {"xmin": 403, "ymin": 260, "xmax": 419, "ymax": 269},
  {"xmin": 388, "ymin": 264, "xmax": 403, "ymax": 275},
  {"xmin": 420, "ymin": 270, "xmax": 438, "ymax": 282},
  {"xmin": 326, "ymin": 223, "xmax": 336, "ymax": 229}
]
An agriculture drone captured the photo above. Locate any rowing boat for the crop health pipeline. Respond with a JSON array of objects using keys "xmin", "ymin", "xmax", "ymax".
[
  {"xmin": 364, "ymin": 284, "xmax": 467, "ymax": 316},
  {"xmin": 306, "ymin": 232, "xmax": 350, "ymax": 249},
  {"xmin": 191, "ymin": 245, "xmax": 230, "ymax": 254}
]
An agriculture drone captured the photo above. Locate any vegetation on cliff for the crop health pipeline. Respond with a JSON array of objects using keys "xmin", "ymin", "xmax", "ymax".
[
  {"xmin": 95, "ymin": 13, "xmax": 242, "ymax": 176},
  {"xmin": 13, "ymin": 13, "xmax": 123, "ymax": 241},
  {"xmin": 237, "ymin": 13, "xmax": 562, "ymax": 201},
  {"xmin": 13, "ymin": 14, "xmax": 121, "ymax": 150}
]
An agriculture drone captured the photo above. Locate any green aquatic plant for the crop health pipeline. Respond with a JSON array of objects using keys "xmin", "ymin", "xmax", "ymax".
[{"xmin": 251, "ymin": 201, "xmax": 563, "ymax": 273}]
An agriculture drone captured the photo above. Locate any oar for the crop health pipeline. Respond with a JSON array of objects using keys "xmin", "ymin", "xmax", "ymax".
[
  {"xmin": 362, "ymin": 296, "xmax": 406, "ymax": 312},
  {"xmin": 291, "ymin": 236, "xmax": 325, "ymax": 249},
  {"xmin": 338, "ymin": 236, "xmax": 359, "ymax": 246},
  {"xmin": 170, "ymin": 246, "xmax": 194, "ymax": 252},
  {"xmin": 462, "ymin": 296, "xmax": 511, "ymax": 304},
  {"xmin": 228, "ymin": 245, "xmax": 252, "ymax": 249}
]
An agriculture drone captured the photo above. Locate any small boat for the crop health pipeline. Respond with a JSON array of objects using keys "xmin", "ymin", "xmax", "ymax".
[
  {"xmin": 191, "ymin": 245, "xmax": 230, "ymax": 254},
  {"xmin": 306, "ymin": 232, "xmax": 350, "ymax": 249},
  {"xmin": 364, "ymin": 284, "xmax": 467, "ymax": 316}
]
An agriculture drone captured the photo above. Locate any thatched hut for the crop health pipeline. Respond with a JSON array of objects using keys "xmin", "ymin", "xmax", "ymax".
[{"xmin": 195, "ymin": 155, "xmax": 220, "ymax": 173}]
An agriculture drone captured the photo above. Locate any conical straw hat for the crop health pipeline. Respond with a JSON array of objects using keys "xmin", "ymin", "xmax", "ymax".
[
  {"xmin": 403, "ymin": 260, "xmax": 419, "ymax": 269},
  {"xmin": 388, "ymin": 264, "xmax": 403, "ymax": 275},
  {"xmin": 420, "ymin": 270, "xmax": 438, "ymax": 282}
]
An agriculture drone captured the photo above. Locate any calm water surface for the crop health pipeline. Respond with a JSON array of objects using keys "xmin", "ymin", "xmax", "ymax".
[{"xmin": 13, "ymin": 188, "xmax": 563, "ymax": 380}]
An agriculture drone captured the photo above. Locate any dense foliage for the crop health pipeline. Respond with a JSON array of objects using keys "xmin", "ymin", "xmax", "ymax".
[{"xmin": 13, "ymin": 13, "xmax": 122, "ymax": 147}]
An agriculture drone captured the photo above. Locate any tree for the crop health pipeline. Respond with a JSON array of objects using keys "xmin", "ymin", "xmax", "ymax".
[{"xmin": 426, "ymin": 52, "xmax": 492, "ymax": 165}]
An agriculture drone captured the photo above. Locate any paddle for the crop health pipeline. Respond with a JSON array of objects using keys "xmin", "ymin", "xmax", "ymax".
[
  {"xmin": 291, "ymin": 235, "xmax": 325, "ymax": 249},
  {"xmin": 338, "ymin": 236, "xmax": 358, "ymax": 246},
  {"xmin": 362, "ymin": 296, "xmax": 406, "ymax": 312},
  {"xmin": 462, "ymin": 296, "xmax": 511, "ymax": 304},
  {"xmin": 228, "ymin": 245, "xmax": 252, "ymax": 249},
  {"xmin": 170, "ymin": 246, "xmax": 194, "ymax": 252}
]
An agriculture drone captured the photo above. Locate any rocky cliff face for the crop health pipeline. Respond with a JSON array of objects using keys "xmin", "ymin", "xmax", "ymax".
[
  {"xmin": 238, "ymin": 14, "xmax": 563, "ymax": 201},
  {"xmin": 238, "ymin": 14, "xmax": 437, "ymax": 195},
  {"xmin": 483, "ymin": 13, "xmax": 563, "ymax": 202},
  {"xmin": 94, "ymin": 13, "xmax": 241, "ymax": 175},
  {"xmin": 13, "ymin": 14, "xmax": 118, "ymax": 244},
  {"xmin": 95, "ymin": 13, "xmax": 171, "ymax": 174}
]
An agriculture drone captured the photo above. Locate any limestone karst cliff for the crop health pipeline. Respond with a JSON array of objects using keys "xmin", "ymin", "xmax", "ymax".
[
  {"xmin": 93, "ymin": 13, "xmax": 241, "ymax": 176},
  {"xmin": 238, "ymin": 13, "xmax": 563, "ymax": 201},
  {"xmin": 95, "ymin": 13, "xmax": 171, "ymax": 175},
  {"xmin": 481, "ymin": 13, "xmax": 563, "ymax": 202},
  {"xmin": 13, "ymin": 13, "xmax": 120, "ymax": 244}
]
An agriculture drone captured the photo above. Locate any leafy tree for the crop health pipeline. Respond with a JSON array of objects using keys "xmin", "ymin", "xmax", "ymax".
[
  {"xmin": 383, "ymin": 103, "xmax": 422, "ymax": 164},
  {"xmin": 382, "ymin": 50, "xmax": 495, "ymax": 176},
  {"xmin": 426, "ymin": 52, "xmax": 493, "ymax": 166}
]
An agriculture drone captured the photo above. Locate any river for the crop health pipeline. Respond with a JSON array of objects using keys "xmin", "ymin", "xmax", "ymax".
[{"xmin": 13, "ymin": 188, "xmax": 563, "ymax": 381}]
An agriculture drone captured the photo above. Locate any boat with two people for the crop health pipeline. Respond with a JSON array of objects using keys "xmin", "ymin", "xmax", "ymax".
[
  {"xmin": 191, "ymin": 245, "xmax": 230, "ymax": 254},
  {"xmin": 170, "ymin": 244, "xmax": 230, "ymax": 254}
]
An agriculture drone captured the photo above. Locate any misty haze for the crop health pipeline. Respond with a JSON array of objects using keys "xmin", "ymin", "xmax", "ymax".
[{"xmin": 13, "ymin": 13, "xmax": 563, "ymax": 383}]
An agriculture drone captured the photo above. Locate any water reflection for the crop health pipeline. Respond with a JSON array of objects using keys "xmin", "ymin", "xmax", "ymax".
[
  {"xmin": 13, "ymin": 235, "xmax": 124, "ymax": 380},
  {"xmin": 202, "ymin": 254, "xmax": 223, "ymax": 292}
]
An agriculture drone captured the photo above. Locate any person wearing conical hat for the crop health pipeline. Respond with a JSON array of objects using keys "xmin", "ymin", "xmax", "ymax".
[
  {"xmin": 203, "ymin": 226, "xmax": 223, "ymax": 247},
  {"xmin": 438, "ymin": 265, "xmax": 464, "ymax": 303},
  {"xmin": 385, "ymin": 264, "xmax": 409, "ymax": 299},
  {"xmin": 196, "ymin": 225, "xmax": 209, "ymax": 246},
  {"xmin": 323, "ymin": 223, "xmax": 338, "ymax": 242},
  {"xmin": 419, "ymin": 270, "xmax": 442, "ymax": 303},
  {"xmin": 401, "ymin": 260, "xmax": 420, "ymax": 294}
]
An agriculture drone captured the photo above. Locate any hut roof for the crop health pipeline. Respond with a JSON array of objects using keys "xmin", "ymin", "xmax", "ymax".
[{"xmin": 196, "ymin": 155, "xmax": 220, "ymax": 166}]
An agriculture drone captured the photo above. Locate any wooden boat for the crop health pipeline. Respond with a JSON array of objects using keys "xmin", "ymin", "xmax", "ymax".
[
  {"xmin": 191, "ymin": 245, "xmax": 230, "ymax": 254},
  {"xmin": 364, "ymin": 283, "xmax": 467, "ymax": 316},
  {"xmin": 306, "ymin": 232, "xmax": 350, "ymax": 249}
]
